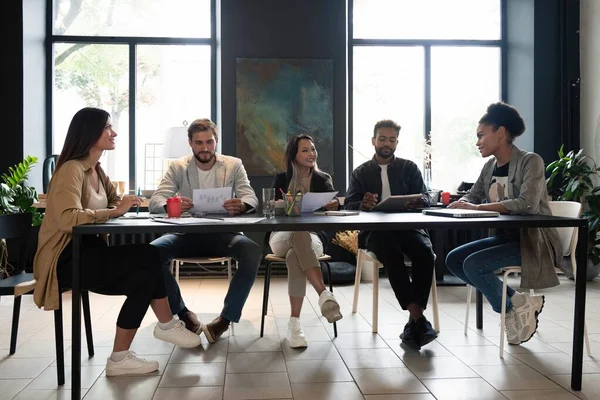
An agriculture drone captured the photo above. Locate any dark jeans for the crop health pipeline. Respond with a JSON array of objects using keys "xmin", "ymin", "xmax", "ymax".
[
  {"xmin": 57, "ymin": 235, "xmax": 167, "ymax": 330},
  {"xmin": 150, "ymin": 232, "xmax": 262, "ymax": 323},
  {"xmin": 366, "ymin": 230, "xmax": 435, "ymax": 311}
]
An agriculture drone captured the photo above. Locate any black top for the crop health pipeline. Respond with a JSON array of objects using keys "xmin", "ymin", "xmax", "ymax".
[
  {"xmin": 345, "ymin": 156, "xmax": 429, "ymax": 247},
  {"xmin": 270, "ymin": 170, "xmax": 338, "ymax": 250}
]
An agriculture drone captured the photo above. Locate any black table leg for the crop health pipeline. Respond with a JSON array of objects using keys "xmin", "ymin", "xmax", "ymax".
[
  {"xmin": 71, "ymin": 234, "xmax": 82, "ymax": 400},
  {"xmin": 476, "ymin": 290, "xmax": 483, "ymax": 329},
  {"xmin": 571, "ymin": 223, "xmax": 588, "ymax": 391}
]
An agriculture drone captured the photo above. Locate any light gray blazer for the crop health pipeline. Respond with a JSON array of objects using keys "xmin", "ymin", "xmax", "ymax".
[
  {"xmin": 149, "ymin": 153, "xmax": 259, "ymax": 213},
  {"xmin": 461, "ymin": 146, "xmax": 563, "ymax": 289}
]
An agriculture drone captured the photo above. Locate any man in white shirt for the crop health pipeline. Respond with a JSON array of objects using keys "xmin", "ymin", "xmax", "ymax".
[
  {"xmin": 149, "ymin": 119, "xmax": 261, "ymax": 343},
  {"xmin": 345, "ymin": 119, "xmax": 437, "ymax": 350}
]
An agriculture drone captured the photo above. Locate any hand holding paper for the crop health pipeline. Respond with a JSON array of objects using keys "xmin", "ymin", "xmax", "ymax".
[{"xmin": 301, "ymin": 191, "xmax": 338, "ymax": 212}]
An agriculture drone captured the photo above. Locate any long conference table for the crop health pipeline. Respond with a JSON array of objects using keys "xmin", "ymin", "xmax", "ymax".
[{"xmin": 69, "ymin": 212, "xmax": 588, "ymax": 399}]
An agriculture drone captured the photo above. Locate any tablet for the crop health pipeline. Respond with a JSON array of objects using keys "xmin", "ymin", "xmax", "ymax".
[{"xmin": 372, "ymin": 194, "xmax": 423, "ymax": 212}]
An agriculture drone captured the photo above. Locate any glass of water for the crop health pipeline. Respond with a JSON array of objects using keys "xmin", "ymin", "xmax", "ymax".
[{"xmin": 262, "ymin": 188, "xmax": 276, "ymax": 219}]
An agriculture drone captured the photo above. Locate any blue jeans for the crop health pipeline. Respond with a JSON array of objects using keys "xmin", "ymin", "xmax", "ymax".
[
  {"xmin": 445, "ymin": 235, "xmax": 521, "ymax": 313},
  {"xmin": 150, "ymin": 232, "xmax": 262, "ymax": 322}
]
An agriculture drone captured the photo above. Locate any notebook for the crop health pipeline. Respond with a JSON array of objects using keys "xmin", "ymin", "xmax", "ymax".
[
  {"xmin": 372, "ymin": 194, "xmax": 423, "ymax": 212},
  {"xmin": 422, "ymin": 208, "xmax": 500, "ymax": 218}
]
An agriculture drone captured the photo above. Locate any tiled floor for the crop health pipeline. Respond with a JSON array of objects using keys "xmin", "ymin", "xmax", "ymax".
[{"xmin": 1, "ymin": 274, "xmax": 600, "ymax": 399}]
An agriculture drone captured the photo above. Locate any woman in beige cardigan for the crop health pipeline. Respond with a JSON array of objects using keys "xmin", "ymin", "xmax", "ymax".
[
  {"xmin": 34, "ymin": 107, "xmax": 201, "ymax": 377},
  {"xmin": 446, "ymin": 102, "xmax": 562, "ymax": 346}
]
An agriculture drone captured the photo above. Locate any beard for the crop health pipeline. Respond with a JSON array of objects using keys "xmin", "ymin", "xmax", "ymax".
[
  {"xmin": 375, "ymin": 146, "xmax": 395, "ymax": 159},
  {"xmin": 194, "ymin": 151, "xmax": 215, "ymax": 164}
]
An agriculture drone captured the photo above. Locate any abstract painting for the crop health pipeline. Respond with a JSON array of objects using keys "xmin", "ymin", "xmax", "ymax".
[{"xmin": 236, "ymin": 58, "xmax": 334, "ymax": 176}]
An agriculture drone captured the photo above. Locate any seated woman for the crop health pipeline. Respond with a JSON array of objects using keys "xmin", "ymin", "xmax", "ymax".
[
  {"xmin": 445, "ymin": 102, "xmax": 563, "ymax": 345},
  {"xmin": 269, "ymin": 134, "xmax": 342, "ymax": 348},
  {"xmin": 33, "ymin": 107, "xmax": 201, "ymax": 377}
]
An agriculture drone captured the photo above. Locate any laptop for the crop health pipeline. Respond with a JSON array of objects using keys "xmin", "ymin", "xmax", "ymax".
[{"xmin": 422, "ymin": 208, "xmax": 500, "ymax": 218}]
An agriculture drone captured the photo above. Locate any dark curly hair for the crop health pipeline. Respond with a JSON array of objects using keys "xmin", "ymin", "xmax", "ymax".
[{"xmin": 478, "ymin": 102, "xmax": 525, "ymax": 143}]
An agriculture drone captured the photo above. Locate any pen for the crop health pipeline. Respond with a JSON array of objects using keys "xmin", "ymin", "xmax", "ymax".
[
  {"xmin": 278, "ymin": 188, "xmax": 286, "ymax": 199},
  {"xmin": 136, "ymin": 187, "xmax": 141, "ymax": 215}
]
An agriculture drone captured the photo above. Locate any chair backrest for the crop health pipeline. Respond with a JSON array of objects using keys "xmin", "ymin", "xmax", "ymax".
[
  {"xmin": 42, "ymin": 154, "xmax": 58, "ymax": 194},
  {"xmin": 0, "ymin": 213, "xmax": 33, "ymax": 274},
  {"xmin": 548, "ymin": 200, "xmax": 582, "ymax": 257}
]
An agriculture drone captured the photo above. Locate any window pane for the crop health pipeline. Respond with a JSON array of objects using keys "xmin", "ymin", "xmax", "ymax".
[
  {"xmin": 53, "ymin": 0, "xmax": 211, "ymax": 38},
  {"xmin": 353, "ymin": 47, "xmax": 425, "ymax": 170},
  {"xmin": 135, "ymin": 45, "xmax": 211, "ymax": 190},
  {"xmin": 53, "ymin": 43, "xmax": 130, "ymax": 186},
  {"xmin": 354, "ymin": 0, "xmax": 501, "ymax": 40},
  {"xmin": 430, "ymin": 46, "xmax": 501, "ymax": 192}
]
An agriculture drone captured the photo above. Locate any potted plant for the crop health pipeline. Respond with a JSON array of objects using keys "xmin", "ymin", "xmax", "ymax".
[
  {"xmin": 0, "ymin": 156, "xmax": 43, "ymax": 278},
  {"xmin": 546, "ymin": 146, "xmax": 600, "ymax": 280}
]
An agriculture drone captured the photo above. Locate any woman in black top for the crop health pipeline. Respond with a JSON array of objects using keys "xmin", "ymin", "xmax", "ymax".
[{"xmin": 269, "ymin": 134, "xmax": 342, "ymax": 348}]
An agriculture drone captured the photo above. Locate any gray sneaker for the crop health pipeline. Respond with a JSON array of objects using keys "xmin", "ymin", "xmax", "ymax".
[
  {"xmin": 504, "ymin": 310, "xmax": 520, "ymax": 345},
  {"xmin": 512, "ymin": 294, "xmax": 545, "ymax": 343}
]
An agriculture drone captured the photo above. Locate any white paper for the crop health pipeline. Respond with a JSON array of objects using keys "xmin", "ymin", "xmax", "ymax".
[
  {"xmin": 301, "ymin": 191, "xmax": 338, "ymax": 212},
  {"xmin": 152, "ymin": 217, "xmax": 224, "ymax": 225},
  {"xmin": 221, "ymin": 217, "xmax": 266, "ymax": 224},
  {"xmin": 190, "ymin": 187, "xmax": 233, "ymax": 214}
]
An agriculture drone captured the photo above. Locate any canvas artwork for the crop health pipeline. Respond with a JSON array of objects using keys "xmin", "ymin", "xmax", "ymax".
[{"xmin": 236, "ymin": 58, "xmax": 334, "ymax": 176}]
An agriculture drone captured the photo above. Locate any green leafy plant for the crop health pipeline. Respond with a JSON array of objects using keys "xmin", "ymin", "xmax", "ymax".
[
  {"xmin": 0, "ymin": 156, "xmax": 43, "ymax": 226},
  {"xmin": 546, "ymin": 145, "xmax": 600, "ymax": 264}
]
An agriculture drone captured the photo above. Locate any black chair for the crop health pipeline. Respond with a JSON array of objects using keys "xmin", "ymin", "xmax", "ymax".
[
  {"xmin": 260, "ymin": 253, "xmax": 338, "ymax": 338},
  {"xmin": 42, "ymin": 154, "xmax": 58, "ymax": 193},
  {"xmin": 0, "ymin": 212, "xmax": 94, "ymax": 386}
]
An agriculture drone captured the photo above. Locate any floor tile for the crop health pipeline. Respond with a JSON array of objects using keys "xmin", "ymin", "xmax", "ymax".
[
  {"xmin": 291, "ymin": 382, "xmax": 364, "ymax": 400},
  {"xmin": 501, "ymin": 389, "xmax": 580, "ymax": 399},
  {"xmin": 223, "ymin": 372, "xmax": 292, "ymax": 400},
  {"xmin": 402, "ymin": 356, "xmax": 478, "ymax": 379},
  {"xmin": 422, "ymin": 377, "xmax": 507, "ymax": 400},
  {"xmin": 470, "ymin": 364, "xmax": 560, "ymax": 390},
  {"xmin": 159, "ymin": 363, "xmax": 225, "ymax": 387},
  {"xmin": 152, "ymin": 386, "xmax": 224, "ymax": 400},
  {"xmin": 226, "ymin": 352, "xmax": 286, "ymax": 374},
  {"xmin": 83, "ymin": 376, "xmax": 161, "ymax": 400},
  {"xmin": 286, "ymin": 360, "xmax": 352, "ymax": 383},
  {"xmin": 350, "ymin": 368, "xmax": 428, "ymax": 395}
]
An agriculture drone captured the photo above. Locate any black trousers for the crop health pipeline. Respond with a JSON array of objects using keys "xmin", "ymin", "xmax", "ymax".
[
  {"xmin": 57, "ymin": 235, "xmax": 167, "ymax": 329},
  {"xmin": 366, "ymin": 230, "xmax": 435, "ymax": 311}
]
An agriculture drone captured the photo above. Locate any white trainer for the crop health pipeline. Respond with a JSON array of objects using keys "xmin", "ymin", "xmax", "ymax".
[
  {"xmin": 512, "ymin": 293, "xmax": 545, "ymax": 343},
  {"xmin": 318, "ymin": 290, "xmax": 343, "ymax": 323},
  {"xmin": 286, "ymin": 317, "xmax": 308, "ymax": 348},
  {"xmin": 504, "ymin": 310, "xmax": 520, "ymax": 345},
  {"xmin": 106, "ymin": 351, "xmax": 159, "ymax": 377},
  {"xmin": 153, "ymin": 320, "xmax": 202, "ymax": 348}
]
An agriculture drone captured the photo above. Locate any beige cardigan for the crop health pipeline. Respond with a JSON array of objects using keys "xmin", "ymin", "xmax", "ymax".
[
  {"xmin": 33, "ymin": 158, "xmax": 119, "ymax": 310},
  {"xmin": 461, "ymin": 146, "xmax": 563, "ymax": 289}
]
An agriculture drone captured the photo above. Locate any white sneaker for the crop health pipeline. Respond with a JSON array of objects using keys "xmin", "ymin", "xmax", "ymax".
[
  {"xmin": 286, "ymin": 317, "xmax": 308, "ymax": 348},
  {"xmin": 318, "ymin": 290, "xmax": 343, "ymax": 323},
  {"xmin": 504, "ymin": 310, "xmax": 520, "ymax": 345},
  {"xmin": 106, "ymin": 351, "xmax": 159, "ymax": 377},
  {"xmin": 153, "ymin": 320, "xmax": 202, "ymax": 348},
  {"xmin": 512, "ymin": 294, "xmax": 545, "ymax": 343}
]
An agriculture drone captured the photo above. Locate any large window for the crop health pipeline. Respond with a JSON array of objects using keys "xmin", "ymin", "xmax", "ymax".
[
  {"xmin": 49, "ymin": 0, "xmax": 213, "ymax": 191},
  {"xmin": 351, "ymin": 0, "xmax": 503, "ymax": 192}
]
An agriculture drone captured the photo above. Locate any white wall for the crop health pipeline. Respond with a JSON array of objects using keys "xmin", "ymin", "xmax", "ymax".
[{"xmin": 580, "ymin": 0, "xmax": 600, "ymax": 167}]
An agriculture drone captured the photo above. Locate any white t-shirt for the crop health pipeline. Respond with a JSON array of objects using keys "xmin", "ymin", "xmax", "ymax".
[
  {"xmin": 197, "ymin": 165, "xmax": 218, "ymax": 189},
  {"xmin": 380, "ymin": 164, "xmax": 392, "ymax": 201}
]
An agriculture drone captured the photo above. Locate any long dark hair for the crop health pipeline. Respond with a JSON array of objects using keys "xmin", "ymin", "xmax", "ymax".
[
  {"xmin": 284, "ymin": 134, "xmax": 319, "ymax": 193},
  {"xmin": 55, "ymin": 107, "xmax": 110, "ymax": 172}
]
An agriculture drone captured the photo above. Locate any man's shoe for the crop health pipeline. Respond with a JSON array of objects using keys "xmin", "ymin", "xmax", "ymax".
[
  {"xmin": 178, "ymin": 309, "xmax": 203, "ymax": 334},
  {"xmin": 286, "ymin": 317, "xmax": 308, "ymax": 348},
  {"xmin": 415, "ymin": 316, "xmax": 438, "ymax": 348},
  {"xmin": 318, "ymin": 290, "xmax": 343, "ymax": 323},
  {"xmin": 512, "ymin": 294, "xmax": 545, "ymax": 343},
  {"xmin": 153, "ymin": 321, "xmax": 202, "ymax": 348},
  {"xmin": 399, "ymin": 318, "xmax": 419, "ymax": 350},
  {"xmin": 504, "ymin": 309, "xmax": 521, "ymax": 345},
  {"xmin": 106, "ymin": 351, "xmax": 159, "ymax": 377},
  {"xmin": 202, "ymin": 316, "xmax": 230, "ymax": 343}
]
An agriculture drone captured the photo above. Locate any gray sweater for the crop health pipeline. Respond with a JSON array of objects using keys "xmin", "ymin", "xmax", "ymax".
[{"xmin": 461, "ymin": 146, "xmax": 563, "ymax": 289}]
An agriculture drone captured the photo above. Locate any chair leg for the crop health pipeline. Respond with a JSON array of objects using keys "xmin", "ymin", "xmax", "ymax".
[
  {"xmin": 465, "ymin": 285, "xmax": 473, "ymax": 335},
  {"xmin": 324, "ymin": 261, "xmax": 337, "ymax": 338},
  {"xmin": 54, "ymin": 295, "xmax": 65, "ymax": 386},
  {"xmin": 430, "ymin": 274, "xmax": 440, "ymax": 333},
  {"xmin": 352, "ymin": 250, "xmax": 364, "ymax": 313},
  {"xmin": 9, "ymin": 296, "xmax": 22, "ymax": 355},
  {"xmin": 82, "ymin": 291, "xmax": 94, "ymax": 357},
  {"xmin": 372, "ymin": 261, "xmax": 379, "ymax": 333},
  {"xmin": 227, "ymin": 258, "xmax": 235, "ymax": 336},
  {"xmin": 260, "ymin": 262, "xmax": 272, "ymax": 337},
  {"xmin": 571, "ymin": 255, "xmax": 592, "ymax": 356},
  {"xmin": 499, "ymin": 270, "xmax": 510, "ymax": 358}
]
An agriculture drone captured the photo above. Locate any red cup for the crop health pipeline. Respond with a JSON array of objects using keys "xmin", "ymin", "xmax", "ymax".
[
  {"xmin": 441, "ymin": 191, "xmax": 451, "ymax": 206},
  {"xmin": 166, "ymin": 196, "xmax": 182, "ymax": 218}
]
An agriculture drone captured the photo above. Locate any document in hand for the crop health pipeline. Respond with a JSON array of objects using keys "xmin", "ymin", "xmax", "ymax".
[
  {"xmin": 301, "ymin": 191, "xmax": 339, "ymax": 212},
  {"xmin": 190, "ymin": 187, "xmax": 233, "ymax": 214},
  {"xmin": 372, "ymin": 194, "xmax": 423, "ymax": 212}
]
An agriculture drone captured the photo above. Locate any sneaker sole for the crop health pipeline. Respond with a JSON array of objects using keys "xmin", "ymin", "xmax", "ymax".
[
  {"xmin": 202, "ymin": 325, "xmax": 216, "ymax": 344},
  {"xmin": 519, "ymin": 295, "xmax": 545, "ymax": 345},
  {"xmin": 106, "ymin": 364, "xmax": 159, "ymax": 377},
  {"xmin": 420, "ymin": 333, "xmax": 438, "ymax": 347},
  {"xmin": 286, "ymin": 337, "xmax": 308, "ymax": 348},
  {"xmin": 321, "ymin": 301, "xmax": 343, "ymax": 323}
]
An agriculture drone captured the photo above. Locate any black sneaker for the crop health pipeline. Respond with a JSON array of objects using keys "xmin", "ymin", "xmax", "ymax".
[
  {"xmin": 415, "ymin": 316, "xmax": 438, "ymax": 348},
  {"xmin": 399, "ymin": 318, "xmax": 419, "ymax": 349}
]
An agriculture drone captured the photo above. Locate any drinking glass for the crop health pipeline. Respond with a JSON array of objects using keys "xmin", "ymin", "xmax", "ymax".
[{"xmin": 262, "ymin": 188, "xmax": 276, "ymax": 219}]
